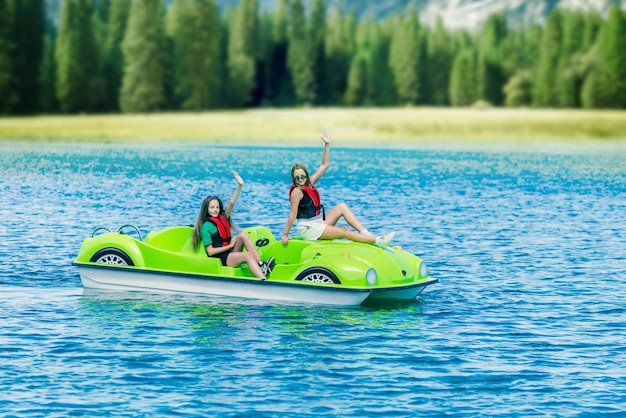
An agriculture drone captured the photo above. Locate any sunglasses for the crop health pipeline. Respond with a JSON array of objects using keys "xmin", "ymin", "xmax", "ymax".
[{"xmin": 294, "ymin": 175, "xmax": 307, "ymax": 182}]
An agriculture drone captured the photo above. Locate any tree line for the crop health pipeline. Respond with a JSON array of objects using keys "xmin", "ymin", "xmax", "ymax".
[{"xmin": 1, "ymin": 0, "xmax": 625, "ymax": 115}]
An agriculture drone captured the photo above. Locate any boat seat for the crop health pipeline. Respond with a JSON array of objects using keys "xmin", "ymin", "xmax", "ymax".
[
  {"xmin": 244, "ymin": 226, "xmax": 277, "ymax": 255},
  {"xmin": 145, "ymin": 226, "xmax": 195, "ymax": 253},
  {"xmin": 180, "ymin": 232, "xmax": 209, "ymax": 257}
]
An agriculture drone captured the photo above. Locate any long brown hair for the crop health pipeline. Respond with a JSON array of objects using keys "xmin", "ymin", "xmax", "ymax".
[{"xmin": 192, "ymin": 195, "xmax": 230, "ymax": 249}]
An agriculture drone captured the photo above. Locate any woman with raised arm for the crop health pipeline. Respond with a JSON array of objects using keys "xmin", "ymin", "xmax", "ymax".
[
  {"xmin": 281, "ymin": 129, "xmax": 395, "ymax": 248},
  {"xmin": 193, "ymin": 171, "xmax": 274, "ymax": 279}
]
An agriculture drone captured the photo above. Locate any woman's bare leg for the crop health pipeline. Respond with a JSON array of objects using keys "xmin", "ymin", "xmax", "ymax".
[
  {"xmin": 227, "ymin": 251, "xmax": 265, "ymax": 279},
  {"xmin": 319, "ymin": 225, "xmax": 376, "ymax": 243},
  {"xmin": 324, "ymin": 202, "xmax": 367, "ymax": 232},
  {"xmin": 231, "ymin": 231, "xmax": 261, "ymax": 263}
]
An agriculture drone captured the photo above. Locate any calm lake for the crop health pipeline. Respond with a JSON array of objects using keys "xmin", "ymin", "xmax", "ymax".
[{"xmin": 1, "ymin": 140, "xmax": 625, "ymax": 416}]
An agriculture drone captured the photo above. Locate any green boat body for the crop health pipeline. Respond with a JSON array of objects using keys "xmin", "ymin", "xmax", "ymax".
[{"xmin": 73, "ymin": 225, "xmax": 437, "ymax": 305}]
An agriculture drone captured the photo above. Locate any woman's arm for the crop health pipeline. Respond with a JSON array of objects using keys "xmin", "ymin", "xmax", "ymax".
[
  {"xmin": 205, "ymin": 241, "xmax": 235, "ymax": 256},
  {"xmin": 309, "ymin": 129, "xmax": 331, "ymax": 185},
  {"xmin": 225, "ymin": 171, "xmax": 244, "ymax": 217},
  {"xmin": 282, "ymin": 188, "xmax": 302, "ymax": 246}
]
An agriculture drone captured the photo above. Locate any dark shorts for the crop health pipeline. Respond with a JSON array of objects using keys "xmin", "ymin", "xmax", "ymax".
[{"xmin": 211, "ymin": 249, "xmax": 232, "ymax": 266}]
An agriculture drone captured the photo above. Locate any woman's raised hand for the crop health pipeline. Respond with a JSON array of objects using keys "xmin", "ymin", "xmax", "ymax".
[
  {"xmin": 233, "ymin": 171, "xmax": 244, "ymax": 186},
  {"xmin": 321, "ymin": 129, "xmax": 331, "ymax": 145}
]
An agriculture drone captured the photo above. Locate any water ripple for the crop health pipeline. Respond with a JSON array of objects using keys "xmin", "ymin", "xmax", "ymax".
[{"xmin": 1, "ymin": 142, "xmax": 626, "ymax": 416}]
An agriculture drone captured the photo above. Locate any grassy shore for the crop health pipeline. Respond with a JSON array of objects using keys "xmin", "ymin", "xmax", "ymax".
[{"xmin": 1, "ymin": 107, "xmax": 625, "ymax": 146}]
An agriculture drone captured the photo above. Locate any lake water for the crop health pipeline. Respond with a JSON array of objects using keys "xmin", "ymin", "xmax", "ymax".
[{"xmin": 1, "ymin": 140, "xmax": 625, "ymax": 416}]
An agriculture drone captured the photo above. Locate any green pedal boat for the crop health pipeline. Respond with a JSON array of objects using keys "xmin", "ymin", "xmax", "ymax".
[{"xmin": 73, "ymin": 224, "xmax": 437, "ymax": 306}]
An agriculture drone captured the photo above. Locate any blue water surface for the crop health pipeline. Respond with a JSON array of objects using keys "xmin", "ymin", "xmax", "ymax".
[{"xmin": 1, "ymin": 140, "xmax": 625, "ymax": 417}]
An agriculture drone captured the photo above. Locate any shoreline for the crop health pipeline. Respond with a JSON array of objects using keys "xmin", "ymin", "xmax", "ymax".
[{"xmin": 1, "ymin": 107, "xmax": 626, "ymax": 150}]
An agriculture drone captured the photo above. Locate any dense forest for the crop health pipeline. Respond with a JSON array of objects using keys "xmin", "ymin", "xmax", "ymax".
[{"xmin": 1, "ymin": 0, "xmax": 625, "ymax": 115}]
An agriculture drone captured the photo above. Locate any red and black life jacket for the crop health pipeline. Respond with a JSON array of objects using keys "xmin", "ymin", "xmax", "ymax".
[
  {"xmin": 207, "ymin": 214, "xmax": 231, "ymax": 247},
  {"xmin": 289, "ymin": 184, "xmax": 325, "ymax": 219}
]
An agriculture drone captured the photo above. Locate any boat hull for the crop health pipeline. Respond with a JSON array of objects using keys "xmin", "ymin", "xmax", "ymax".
[{"xmin": 75, "ymin": 263, "xmax": 437, "ymax": 306}]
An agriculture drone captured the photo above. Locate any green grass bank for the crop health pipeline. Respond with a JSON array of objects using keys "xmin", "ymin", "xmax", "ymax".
[{"xmin": 1, "ymin": 107, "xmax": 625, "ymax": 147}]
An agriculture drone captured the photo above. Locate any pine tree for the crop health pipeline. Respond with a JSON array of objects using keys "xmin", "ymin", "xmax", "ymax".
[
  {"xmin": 119, "ymin": 0, "xmax": 167, "ymax": 113},
  {"xmin": 345, "ymin": 50, "xmax": 368, "ymax": 106},
  {"xmin": 216, "ymin": 8, "xmax": 233, "ymax": 107},
  {"xmin": 503, "ymin": 70, "xmax": 532, "ymax": 107},
  {"xmin": 97, "ymin": 0, "xmax": 110, "ymax": 22},
  {"xmin": 477, "ymin": 13, "xmax": 507, "ymax": 106},
  {"xmin": 523, "ymin": 24, "xmax": 544, "ymax": 71},
  {"xmin": 578, "ymin": 10, "xmax": 603, "ymax": 109},
  {"xmin": 582, "ymin": 4, "xmax": 626, "ymax": 108},
  {"xmin": 308, "ymin": 0, "xmax": 325, "ymax": 104},
  {"xmin": 533, "ymin": 9, "xmax": 562, "ymax": 107},
  {"xmin": 9, "ymin": 0, "xmax": 45, "ymax": 113},
  {"xmin": 168, "ymin": 0, "xmax": 220, "ymax": 110},
  {"xmin": 54, "ymin": 0, "xmax": 102, "ymax": 113},
  {"xmin": 389, "ymin": 11, "xmax": 422, "ymax": 105},
  {"xmin": 196, "ymin": 0, "xmax": 221, "ymax": 108},
  {"xmin": 500, "ymin": 27, "xmax": 522, "ymax": 78},
  {"xmin": 366, "ymin": 19, "xmax": 395, "ymax": 106},
  {"xmin": 168, "ymin": 0, "xmax": 188, "ymax": 105},
  {"xmin": 263, "ymin": 0, "xmax": 293, "ymax": 106},
  {"xmin": 287, "ymin": 0, "xmax": 315, "ymax": 105},
  {"xmin": 354, "ymin": 19, "xmax": 396, "ymax": 106},
  {"xmin": 449, "ymin": 48, "xmax": 477, "ymax": 106},
  {"xmin": 92, "ymin": 3, "xmax": 107, "ymax": 94},
  {"xmin": 581, "ymin": 9, "xmax": 603, "ymax": 51},
  {"xmin": 38, "ymin": 31, "xmax": 57, "ymax": 113},
  {"xmin": 426, "ymin": 17, "xmax": 453, "ymax": 105},
  {"xmin": 343, "ymin": 10, "xmax": 358, "ymax": 60},
  {"xmin": 170, "ymin": 0, "xmax": 198, "ymax": 109},
  {"xmin": 55, "ymin": 0, "xmax": 80, "ymax": 112},
  {"xmin": 226, "ymin": 0, "xmax": 258, "ymax": 107},
  {"xmin": 500, "ymin": 24, "xmax": 542, "ymax": 78},
  {"xmin": 0, "ymin": 0, "xmax": 17, "ymax": 113},
  {"xmin": 103, "ymin": 0, "xmax": 130, "ymax": 111},
  {"xmin": 557, "ymin": 10, "xmax": 584, "ymax": 107},
  {"xmin": 324, "ymin": 9, "xmax": 350, "ymax": 105},
  {"xmin": 499, "ymin": 16, "xmax": 541, "ymax": 108},
  {"xmin": 345, "ymin": 20, "xmax": 370, "ymax": 106},
  {"xmin": 75, "ymin": 0, "xmax": 102, "ymax": 111},
  {"xmin": 452, "ymin": 29, "xmax": 474, "ymax": 52}
]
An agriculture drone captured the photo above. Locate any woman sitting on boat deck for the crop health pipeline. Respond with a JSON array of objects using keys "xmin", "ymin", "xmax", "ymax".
[
  {"xmin": 281, "ymin": 129, "xmax": 395, "ymax": 248},
  {"xmin": 193, "ymin": 171, "xmax": 274, "ymax": 279}
]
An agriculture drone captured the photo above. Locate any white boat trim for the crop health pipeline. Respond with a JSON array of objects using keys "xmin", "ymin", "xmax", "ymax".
[
  {"xmin": 74, "ymin": 263, "xmax": 437, "ymax": 306},
  {"xmin": 75, "ymin": 264, "xmax": 368, "ymax": 306}
]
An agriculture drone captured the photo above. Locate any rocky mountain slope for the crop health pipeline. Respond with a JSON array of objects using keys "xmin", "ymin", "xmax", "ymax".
[
  {"xmin": 46, "ymin": 0, "xmax": 624, "ymax": 31},
  {"xmin": 220, "ymin": 0, "xmax": 623, "ymax": 30}
]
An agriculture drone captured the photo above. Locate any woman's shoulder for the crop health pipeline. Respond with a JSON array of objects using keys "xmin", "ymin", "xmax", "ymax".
[{"xmin": 201, "ymin": 220, "xmax": 218, "ymax": 232}]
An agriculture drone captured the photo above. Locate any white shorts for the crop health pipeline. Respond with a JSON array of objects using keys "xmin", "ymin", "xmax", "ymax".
[{"xmin": 296, "ymin": 215, "xmax": 326, "ymax": 241}]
